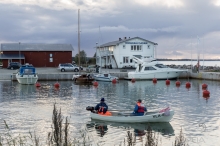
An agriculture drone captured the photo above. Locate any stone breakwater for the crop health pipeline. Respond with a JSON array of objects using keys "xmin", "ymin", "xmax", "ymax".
[{"xmin": 0, "ymin": 67, "xmax": 219, "ymax": 81}]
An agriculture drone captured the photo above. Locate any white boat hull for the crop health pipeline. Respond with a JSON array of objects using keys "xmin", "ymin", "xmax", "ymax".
[
  {"xmin": 94, "ymin": 74, "xmax": 118, "ymax": 82},
  {"xmin": 16, "ymin": 74, "xmax": 38, "ymax": 85},
  {"xmin": 90, "ymin": 110, "xmax": 174, "ymax": 123},
  {"xmin": 128, "ymin": 70, "xmax": 184, "ymax": 80}
]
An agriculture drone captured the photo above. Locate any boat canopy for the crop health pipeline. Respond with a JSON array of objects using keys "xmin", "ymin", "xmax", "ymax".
[{"xmin": 19, "ymin": 66, "xmax": 36, "ymax": 75}]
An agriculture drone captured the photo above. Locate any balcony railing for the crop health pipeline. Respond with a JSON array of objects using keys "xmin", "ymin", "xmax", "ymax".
[{"xmin": 99, "ymin": 50, "xmax": 113, "ymax": 56}]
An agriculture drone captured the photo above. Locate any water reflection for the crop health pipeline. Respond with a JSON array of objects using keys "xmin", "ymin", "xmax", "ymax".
[
  {"xmin": 87, "ymin": 119, "xmax": 174, "ymax": 138},
  {"xmin": 0, "ymin": 79, "xmax": 219, "ymax": 145}
]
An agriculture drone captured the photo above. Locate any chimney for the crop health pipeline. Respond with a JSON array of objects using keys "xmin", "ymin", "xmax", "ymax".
[
  {"xmin": 124, "ymin": 37, "xmax": 127, "ymax": 40},
  {"xmin": 119, "ymin": 38, "xmax": 122, "ymax": 41}
]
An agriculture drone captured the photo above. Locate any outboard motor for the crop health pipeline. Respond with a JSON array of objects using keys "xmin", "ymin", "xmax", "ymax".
[{"xmin": 86, "ymin": 106, "xmax": 95, "ymax": 113}]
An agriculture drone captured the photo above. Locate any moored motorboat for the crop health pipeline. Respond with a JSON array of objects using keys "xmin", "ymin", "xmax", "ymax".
[
  {"xmin": 127, "ymin": 56, "xmax": 186, "ymax": 80},
  {"xmin": 94, "ymin": 73, "xmax": 118, "ymax": 82},
  {"xmin": 86, "ymin": 107, "xmax": 174, "ymax": 123},
  {"xmin": 72, "ymin": 74, "xmax": 94, "ymax": 83},
  {"xmin": 16, "ymin": 64, "xmax": 38, "ymax": 85}
]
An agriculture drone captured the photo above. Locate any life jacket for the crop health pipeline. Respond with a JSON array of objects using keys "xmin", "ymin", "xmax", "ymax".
[
  {"xmin": 98, "ymin": 111, "xmax": 112, "ymax": 116},
  {"xmin": 137, "ymin": 102, "xmax": 145, "ymax": 113}
]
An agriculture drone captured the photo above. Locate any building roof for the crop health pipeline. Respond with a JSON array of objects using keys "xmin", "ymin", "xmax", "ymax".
[
  {"xmin": 0, "ymin": 54, "xmax": 25, "ymax": 59},
  {"xmin": 99, "ymin": 37, "xmax": 158, "ymax": 47},
  {"xmin": 0, "ymin": 43, "xmax": 74, "ymax": 51}
]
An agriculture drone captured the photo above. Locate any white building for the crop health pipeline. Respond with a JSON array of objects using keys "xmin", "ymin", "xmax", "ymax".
[{"xmin": 96, "ymin": 37, "xmax": 158, "ymax": 68}]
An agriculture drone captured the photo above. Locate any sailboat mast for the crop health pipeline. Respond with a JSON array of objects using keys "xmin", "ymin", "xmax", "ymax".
[
  {"xmin": 78, "ymin": 9, "xmax": 81, "ymax": 73},
  {"xmin": 99, "ymin": 26, "xmax": 101, "ymax": 73}
]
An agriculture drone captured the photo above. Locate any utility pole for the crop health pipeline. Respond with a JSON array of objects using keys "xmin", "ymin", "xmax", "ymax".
[
  {"xmin": 78, "ymin": 9, "xmax": 80, "ymax": 74},
  {"xmin": 19, "ymin": 42, "xmax": 21, "ymax": 64}
]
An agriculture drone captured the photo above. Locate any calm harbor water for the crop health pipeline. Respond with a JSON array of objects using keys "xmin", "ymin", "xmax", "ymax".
[{"xmin": 0, "ymin": 79, "xmax": 219, "ymax": 146}]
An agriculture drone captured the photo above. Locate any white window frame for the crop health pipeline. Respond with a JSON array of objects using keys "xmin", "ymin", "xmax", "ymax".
[{"xmin": 131, "ymin": 45, "xmax": 142, "ymax": 51}]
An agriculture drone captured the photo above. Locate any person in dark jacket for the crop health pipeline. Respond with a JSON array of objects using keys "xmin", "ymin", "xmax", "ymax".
[
  {"xmin": 132, "ymin": 99, "xmax": 147, "ymax": 116},
  {"xmin": 95, "ymin": 98, "xmax": 108, "ymax": 114}
]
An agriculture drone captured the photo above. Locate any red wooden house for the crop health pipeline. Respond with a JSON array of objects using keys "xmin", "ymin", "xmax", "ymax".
[{"xmin": 0, "ymin": 43, "xmax": 73, "ymax": 68}]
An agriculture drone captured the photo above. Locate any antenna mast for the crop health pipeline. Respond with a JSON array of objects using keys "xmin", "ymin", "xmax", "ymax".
[{"xmin": 78, "ymin": 9, "xmax": 80, "ymax": 73}]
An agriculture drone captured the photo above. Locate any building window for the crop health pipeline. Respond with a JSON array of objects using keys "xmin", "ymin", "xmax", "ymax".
[
  {"xmin": 130, "ymin": 59, "xmax": 133, "ymax": 63},
  {"xmin": 50, "ymin": 54, "xmax": 53, "ymax": 57},
  {"xmin": 148, "ymin": 45, "xmax": 150, "ymax": 49},
  {"xmin": 123, "ymin": 57, "xmax": 129, "ymax": 63},
  {"xmin": 131, "ymin": 45, "xmax": 142, "ymax": 51},
  {"xmin": 50, "ymin": 58, "xmax": 53, "ymax": 62}
]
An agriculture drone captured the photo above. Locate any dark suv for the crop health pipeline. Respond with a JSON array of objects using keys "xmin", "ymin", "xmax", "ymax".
[{"xmin": 7, "ymin": 62, "xmax": 21, "ymax": 70}]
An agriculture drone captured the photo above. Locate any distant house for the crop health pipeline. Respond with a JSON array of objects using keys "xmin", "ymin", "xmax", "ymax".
[
  {"xmin": 96, "ymin": 37, "xmax": 158, "ymax": 68},
  {"xmin": 0, "ymin": 43, "xmax": 74, "ymax": 68}
]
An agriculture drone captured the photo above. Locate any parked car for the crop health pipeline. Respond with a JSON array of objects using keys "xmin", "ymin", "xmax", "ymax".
[
  {"xmin": 69, "ymin": 63, "xmax": 83, "ymax": 70},
  {"xmin": 58, "ymin": 63, "xmax": 79, "ymax": 72},
  {"xmin": 7, "ymin": 62, "xmax": 21, "ymax": 70},
  {"xmin": 73, "ymin": 64, "xmax": 83, "ymax": 70}
]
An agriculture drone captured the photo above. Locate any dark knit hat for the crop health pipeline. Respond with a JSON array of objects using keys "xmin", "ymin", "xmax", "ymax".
[
  {"xmin": 101, "ymin": 98, "xmax": 105, "ymax": 101},
  {"xmin": 137, "ymin": 99, "xmax": 142, "ymax": 103}
]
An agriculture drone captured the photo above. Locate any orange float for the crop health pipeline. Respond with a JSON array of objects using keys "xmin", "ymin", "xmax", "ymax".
[
  {"xmin": 185, "ymin": 82, "xmax": 191, "ymax": 88},
  {"xmin": 152, "ymin": 78, "xmax": 157, "ymax": 84},
  {"xmin": 131, "ymin": 78, "xmax": 136, "ymax": 83},
  {"xmin": 54, "ymin": 82, "xmax": 60, "ymax": 88},
  {"xmin": 166, "ymin": 79, "xmax": 170, "ymax": 85},
  {"xmin": 93, "ymin": 81, "xmax": 99, "ymax": 86},
  {"xmin": 112, "ymin": 78, "xmax": 117, "ymax": 84}
]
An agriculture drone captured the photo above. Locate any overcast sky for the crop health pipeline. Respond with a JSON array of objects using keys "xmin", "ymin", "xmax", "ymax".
[{"xmin": 0, "ymin": 0, "xmax": 220, "ymax": 59}]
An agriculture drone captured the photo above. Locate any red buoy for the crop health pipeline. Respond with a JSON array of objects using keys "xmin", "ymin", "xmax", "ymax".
[
  {"xmin": 166, "ymin": 79, "xmax": 170, "ymax": 85},
  {"xmin": 202, "ymin": 83, "xmax": 208, "ymax": 89},
  {"xmin": 203, "ymin": 90, "xmax": 210, "ymax": 97},
  {"xmin": 112, "ymin": 78, "xmax": 117, "ymax": 84},
  {"xmin": 54, "ymin": 82, "xmax": 60, "ymax": 88},
  {"xmin": 93, "ymin": 81, "xmax": 98, "ymax": 86},
  {"xmin": 186, "ymin": 82, "xmax": 191, "ymax": 88},
  {"xmin": 176, "ymin": 81, "xmax": 181, "ymax": 87},
  {"xmin": 131, "ymin": 78, "xmax": 136, "ymax": 83},
  {"xmin": 152, "ymin": 78, "xmax": 157, "ymax": 84},
  {"xmin": 35, "ymin": 82, "xmax": 41, "ymax": 87}
]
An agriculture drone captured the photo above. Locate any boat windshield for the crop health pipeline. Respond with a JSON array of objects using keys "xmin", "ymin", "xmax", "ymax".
[
  {"xmin": 144, "ymin": 67, "xmax": 157, "ymax": 71},
  {"xmin": 19, "ymin": 67, "xmax": 35, "ymax": 75},
  {"xmin": 155, "ymin": 64, "xmax": 168, "ymax": 68}
]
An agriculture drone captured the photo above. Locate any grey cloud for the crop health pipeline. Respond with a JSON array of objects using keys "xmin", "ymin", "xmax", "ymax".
[{"xmin": 0, "ymin": 0, "xmax": 220, "ymax": 59}]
